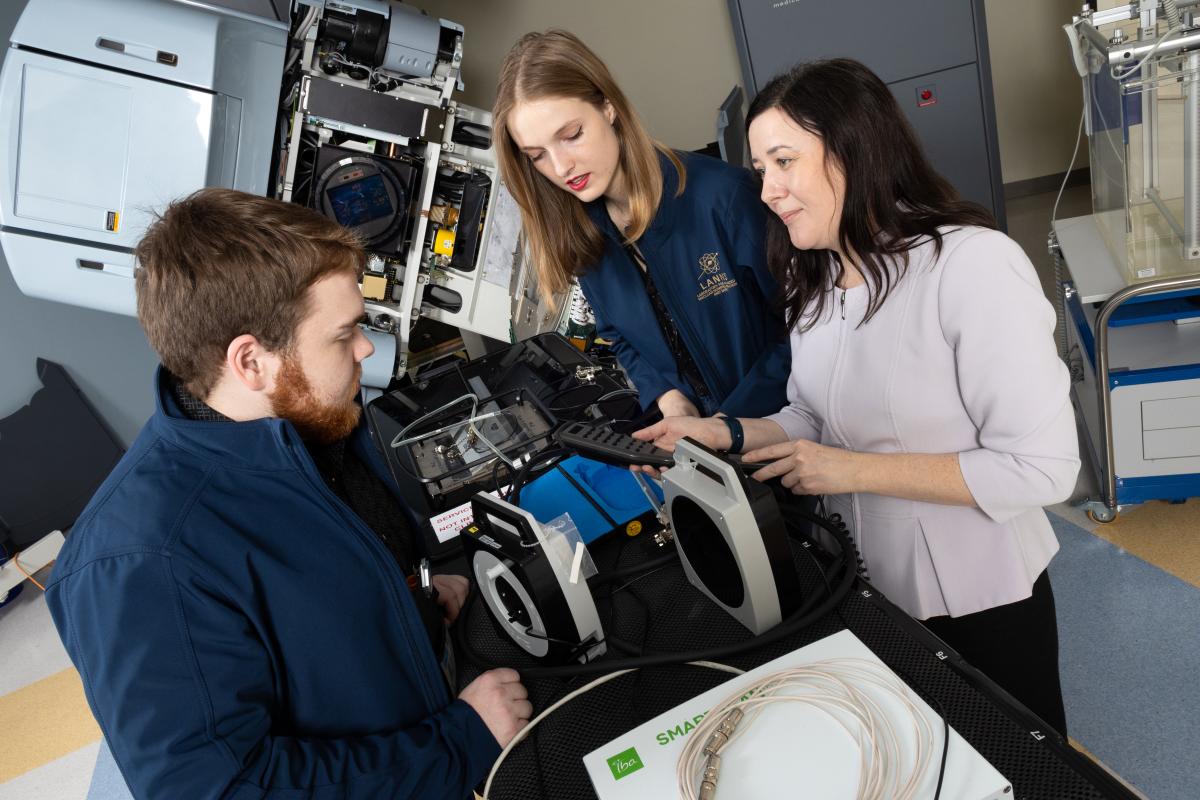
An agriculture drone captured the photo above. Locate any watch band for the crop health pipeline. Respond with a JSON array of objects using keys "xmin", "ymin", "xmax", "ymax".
[{"xmin": 721, "ymin": 415, "xmax": 744, "ymax": 454}]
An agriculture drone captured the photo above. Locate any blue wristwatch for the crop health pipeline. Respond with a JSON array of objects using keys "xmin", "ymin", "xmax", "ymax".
[{"xmin": 721, "ymin": 416, "xmax": 744, "ymax": 454}]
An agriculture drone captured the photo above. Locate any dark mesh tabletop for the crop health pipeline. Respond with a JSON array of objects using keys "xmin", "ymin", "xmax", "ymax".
[{"xmin": 455, "ymin": 532, "xmax": 1135, "ymax": 800}]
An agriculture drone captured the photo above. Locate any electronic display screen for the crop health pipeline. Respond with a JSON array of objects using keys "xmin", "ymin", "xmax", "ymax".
[{"xmin": 326, "ymin": 173, "xmax": 394, "ymax": 227}]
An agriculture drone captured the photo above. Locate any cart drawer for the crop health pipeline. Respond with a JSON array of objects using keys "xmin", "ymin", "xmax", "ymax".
[
  {"xmin": 1142, "ymin": 396, "xmax": 1200, "ymax": 431},
  {"xmin": 1143, "ymin": 427, "xmax": 1200, "ymax": 460},
  {"xmin": 1142, "ymin": 396, "xmax": 1200, "ymax": 459}
]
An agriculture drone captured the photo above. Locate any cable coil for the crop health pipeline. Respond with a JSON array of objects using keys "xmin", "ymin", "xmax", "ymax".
[{"xmin": 676, "ymin": 658, "xmax": 940, "ymax": 800}]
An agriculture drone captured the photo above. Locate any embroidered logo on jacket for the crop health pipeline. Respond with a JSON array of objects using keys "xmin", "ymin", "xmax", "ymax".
[{"xmin": 696, "ymin": 252, "xmax": 737, "ymax": 301}]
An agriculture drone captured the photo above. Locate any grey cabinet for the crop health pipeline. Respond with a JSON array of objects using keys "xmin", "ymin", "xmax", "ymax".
[{"xmin": 727, "ymin": 0, "xmax": 1006, "ymax": 229}]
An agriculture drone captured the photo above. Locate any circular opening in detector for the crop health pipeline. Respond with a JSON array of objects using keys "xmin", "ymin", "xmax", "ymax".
[
  {"xmin": 670, "ymin": 495, "xmax": 745, "ymax": 609},
  {"xmin": 496, "ymin": 573, "xmax": 532, "ymax": 629}
]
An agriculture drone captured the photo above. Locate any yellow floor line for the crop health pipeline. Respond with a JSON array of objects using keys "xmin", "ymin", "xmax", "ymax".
[
  {"xmin": 1087, "ymin": 499, "xmax": 1200, "ymax": 589},
  {"xmin": 0, "ymin": 668, "xmax": 101, "ymax": 784},
  {"xmin": 1069, "ymin": 738, "xmax": 1149, "ymax": 800}
]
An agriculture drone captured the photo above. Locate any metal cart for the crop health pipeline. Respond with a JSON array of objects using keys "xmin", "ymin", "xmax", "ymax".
[
  {"xmin": 1053, "ymin": 216, "xmax": 1200, "ymax": 521},
  {"xmin": 1058, "ymin": 4, "xmax": 1200, "ymax": 519}
]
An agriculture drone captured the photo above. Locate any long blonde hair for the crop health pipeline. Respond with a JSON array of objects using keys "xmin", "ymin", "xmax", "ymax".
[{"xmin": 493, "ymin": 30, "xmax": 686, "ymax": 303}]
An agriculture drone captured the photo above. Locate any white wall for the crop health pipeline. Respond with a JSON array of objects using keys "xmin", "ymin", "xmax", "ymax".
[
  {"xmin": 418, "ymin": 0, "xmax": 745, "ymax": 151},
  {"xmin": 983, "ymin": 0, "xmax": 1089, "ymax": 185}
]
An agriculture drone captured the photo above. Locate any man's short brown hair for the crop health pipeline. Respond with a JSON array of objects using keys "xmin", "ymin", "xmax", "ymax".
[{"xmin": 135, "ymin": 188, "xmax": 364, "ymax": 397}]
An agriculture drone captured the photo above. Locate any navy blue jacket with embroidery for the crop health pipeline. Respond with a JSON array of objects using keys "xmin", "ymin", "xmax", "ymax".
[
  {"xmin": 580, "ymin": 150, "xmax": 789, "ymax": 417},
  {"xmin": 46, "ymin": 370, "xmax": 499, "ymax": 800}
]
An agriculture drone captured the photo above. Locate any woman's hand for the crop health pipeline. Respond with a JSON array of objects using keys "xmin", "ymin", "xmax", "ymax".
[
  {"xmin": 629, "ymin": 416, "xmax": 730, "ymax": 476},
  {"xmin": 633, "ymin": 416, "xmax": 730, "ymax": 453},
  {"xmin": 656, "ymin": 389, "xmax": 700, "ymax": 418},
  {"xmin": 743, "ymin": 439, "xmax": 863, "ymax": 495},
  {"xmin": 744, "ymin": 443, "xmax": 977, "ymax": 506}
]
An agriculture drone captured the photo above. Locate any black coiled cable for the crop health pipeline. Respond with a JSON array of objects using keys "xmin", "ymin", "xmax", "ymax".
[{"xmin": 826, "ymin": 511, "xmax": 869, "ymax": 580}]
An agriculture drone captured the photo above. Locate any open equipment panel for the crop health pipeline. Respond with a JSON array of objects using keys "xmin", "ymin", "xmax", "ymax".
[{"xmin": 277, "ymin": 1, "xmax": 565, "ymax": 378}]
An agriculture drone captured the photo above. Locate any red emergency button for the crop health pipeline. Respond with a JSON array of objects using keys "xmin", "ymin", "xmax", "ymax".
[
  {"xmin": 917, "ymin": 85, "xmax": 937, "ymax": 108},
  {"xmin": 920, "ymin": 89, "xmax": 932, "ymax": 100}
]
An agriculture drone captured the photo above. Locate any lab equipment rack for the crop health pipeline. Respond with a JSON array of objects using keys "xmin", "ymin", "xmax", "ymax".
[{"xmin": 1053, "ymin": 214, "xmax": 1200, "ymax": 522}]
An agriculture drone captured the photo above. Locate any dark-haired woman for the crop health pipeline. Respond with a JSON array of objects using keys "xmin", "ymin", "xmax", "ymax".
[{"xmin": 634, "ymin": 59, "xmax": 1079, "ymax": 734}]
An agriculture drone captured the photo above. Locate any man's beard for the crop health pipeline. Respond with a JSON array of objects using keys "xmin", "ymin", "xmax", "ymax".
[{"xmin": 269, "ymin": 354, "xmax": 362, "ymax": 445}]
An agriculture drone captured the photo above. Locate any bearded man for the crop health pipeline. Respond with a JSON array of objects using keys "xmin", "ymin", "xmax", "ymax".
[{"xmin": 45, "ymin": 189, "xmax": 529, "ymax": 800}]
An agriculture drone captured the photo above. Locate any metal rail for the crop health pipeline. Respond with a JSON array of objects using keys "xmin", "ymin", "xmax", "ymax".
[{"xmin": 1091, "ymin": 273, "xmax": 1200, "ymax": 519}]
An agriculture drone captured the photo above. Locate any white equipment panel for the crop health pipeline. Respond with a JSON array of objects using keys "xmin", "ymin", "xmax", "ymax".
[
  {"xmin": 3, "ymin": 50, "xmax": 214, "ymax": 248},
  {"xmin": 0, "ymin": 0, "xmax": 285, "ymax": 314}
]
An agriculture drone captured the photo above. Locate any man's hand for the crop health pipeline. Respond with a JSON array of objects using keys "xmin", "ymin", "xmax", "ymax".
[
  {"xmin": 458, "ymin": 668, "xmax": 532, "ymax": 748},
  {"xmin": 431, "ymin": 574, "xmax": 469, "ymax": 624},
  {"xmin": 655, "ymin": 389, "xmax": 700, "ymax": 419},
  {"xmin": 743, "ymin": 439, "xmax": 862, "ymax": 495}
]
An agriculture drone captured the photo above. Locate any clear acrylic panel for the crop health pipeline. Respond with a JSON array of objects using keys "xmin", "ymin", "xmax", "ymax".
[{"xmin": 1087, "ymin": 29, "xmax": 1200, "ymax": 283}]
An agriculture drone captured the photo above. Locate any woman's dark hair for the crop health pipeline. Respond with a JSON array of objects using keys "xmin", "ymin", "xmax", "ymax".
[{"xmin": 746, "ymin": 58, "xmax": 995, "ymax": 331}]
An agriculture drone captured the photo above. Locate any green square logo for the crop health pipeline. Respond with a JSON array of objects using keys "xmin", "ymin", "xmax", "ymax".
[{"xmin": 606, "ymin": 746, "xmax": 644, "ymax": 780}]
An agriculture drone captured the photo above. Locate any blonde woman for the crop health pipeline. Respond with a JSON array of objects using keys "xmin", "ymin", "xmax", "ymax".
[{"xmin": 493, "ymin": 30, "xmax": 788, "ymax": 420}]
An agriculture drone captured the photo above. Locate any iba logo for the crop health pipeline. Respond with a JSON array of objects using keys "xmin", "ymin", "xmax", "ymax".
[{"xmin": 606, "ymin": 746, "xmax": 645, "ymax": 780}]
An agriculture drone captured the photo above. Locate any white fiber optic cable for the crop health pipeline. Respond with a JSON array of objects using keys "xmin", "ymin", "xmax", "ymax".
[
  {"xmin": 391, "ymin": 393, "xmax": 479, "ymax": 448},
  {"xmin": 389, "ymin": 392, "xmax": 519, "ymax": 470},
  {"xmin": 676, "ymin": 658, "xmax": 939, "ymax": 800},
  {"xmin": 481, "ymin": 661, "xmax": 744, "ymax": 800},
  {"xmin": 1050, "ymin": 108, "xmax": 1086, "ymax": 229},
  {"xmin": 1111, "ymin": 26, "xmax": 1182, "ymax": 82}
]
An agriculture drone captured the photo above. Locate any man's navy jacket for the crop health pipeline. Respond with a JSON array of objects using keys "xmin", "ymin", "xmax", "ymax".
[
  {"xmin": 580, "ymin": 150, "xmax": 789, "ymax": 418},
  {"xmin": 46, "ymin": 370, "xmax": 499, "ymax": 799}
]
